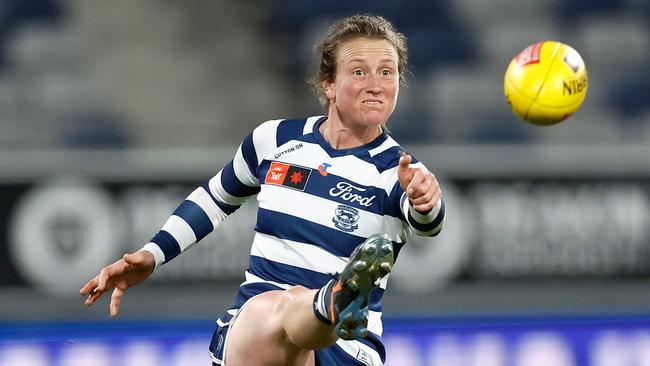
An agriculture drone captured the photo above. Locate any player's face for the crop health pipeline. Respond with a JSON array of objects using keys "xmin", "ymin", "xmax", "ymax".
[{"xmin": 324, "ymin": 37, "xmax": 400, "ymax": 128}]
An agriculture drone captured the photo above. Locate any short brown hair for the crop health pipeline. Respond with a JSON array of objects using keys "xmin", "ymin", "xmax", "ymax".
[{"xmin": 308, "ymin": 14, "xmax": 409, "ymax": 107}]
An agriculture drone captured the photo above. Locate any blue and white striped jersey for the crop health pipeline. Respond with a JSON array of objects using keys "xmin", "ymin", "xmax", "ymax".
[{"xmin": 142, "ymin": 115, "xmax": 445, "ymax": 361}]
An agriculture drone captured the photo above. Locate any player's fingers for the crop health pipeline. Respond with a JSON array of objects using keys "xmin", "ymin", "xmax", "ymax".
[
  {"xmin": 79, "ymin": 275, "xmax": 100, "ymax": 296},
  {"xmin": 110, "ymin": 287, "xmax": 124, "ymax": 318},
  {"xmin": 409, "ymin": 189, "xmax": 435, "ymax": 206},
  {"xmin": 432, "ymin": 186, "xmax": 442, "ymax": 204},
  {"xmin": 96, "ymin": 268, "xmax": 110, "ymax": 292},
  {"xmin": 398, "ymin": 154, "xmax": 412, "ymax": 172},
  {"xmin": 406, "ymin": 170, "xmax": 427, "ymax": 197},
  {"xmin": 84, "ymin": 289, "xmax": 104, "ymax": 306},
  {"xmin": 412, "ymin": 201, "xmax": 435, "ymax": 213},
  {"xmin": 398, "ymin": 155, "xmax": 413, "ymax": 184}
]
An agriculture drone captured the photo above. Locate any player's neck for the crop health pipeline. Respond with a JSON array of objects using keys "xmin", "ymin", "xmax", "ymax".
[{"xmin": 320, "ymin": 117, "xmax": 383, "ymax": 150}]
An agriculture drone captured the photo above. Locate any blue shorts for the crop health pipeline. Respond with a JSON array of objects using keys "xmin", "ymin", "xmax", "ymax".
[{"xmin": 208, "ymin": 308, "xmax": 385, "ymax": 366}]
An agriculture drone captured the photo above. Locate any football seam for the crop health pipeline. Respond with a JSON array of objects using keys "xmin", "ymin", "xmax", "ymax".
[{"xmin": 525, "ymin": 41, "xmax": 563, "ymax": 120}]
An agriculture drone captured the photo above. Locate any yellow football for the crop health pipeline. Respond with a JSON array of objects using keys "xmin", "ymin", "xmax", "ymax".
[{"xmin": 504, "ymin": 41, "xmax": 588, "ymax": 126}]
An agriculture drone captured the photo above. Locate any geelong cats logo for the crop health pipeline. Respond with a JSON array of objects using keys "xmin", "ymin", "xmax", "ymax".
[{"xmin": 332, "ymin": 204, "xmax": 359, "ymax": 232}]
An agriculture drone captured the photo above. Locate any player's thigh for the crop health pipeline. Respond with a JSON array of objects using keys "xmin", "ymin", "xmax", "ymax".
[{"xmin": 225, "ymin": 288, "xmax": 315, "ymax": 366}]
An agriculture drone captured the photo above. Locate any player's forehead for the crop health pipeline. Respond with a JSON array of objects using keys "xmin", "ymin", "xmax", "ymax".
[{"xmin": 336, "ymin": 37, "xmax": 399, "ymax": 66}]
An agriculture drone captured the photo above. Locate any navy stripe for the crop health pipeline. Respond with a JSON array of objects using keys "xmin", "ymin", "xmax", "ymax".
[
  {"xmin": 257, "ymin": 208, "xmax": 405, "ymax": 260},
  {"xmin": 408, "ymin": 199, "xmax": 445, "ymax": 233},
  {"xmin": 258, "ymin": 160, "xmax": 401, "ymax": 217},
  {"xmin": 233, "ymin": 281, "xmax": 284, "ymax": 309},
  {"xmin": 150, "ymin": 230, "xmax": 181, "ymax": 263},
  {"xmin": 312, "ymin": 289, "xmax": 333, "ymax": 325},
  {"xmin": 369, "ymin": 288, "xmax": 384, "ymax": 312},
  {"xmin": 368, "ymin": 145, "xmax": 402, "ymax": 173},
  {"xmin": 391, "ymin": 183, "xmax": 407, "ymax": 220},
  {"xmin": 256, "ymin": 208, "xmax": 364, "ymax": 257},
  {"xmin": 241, "ymin": 131, "xmax": 259, "ymax": 173},
  {"xmin": 249, "ymin": 256, "xmax": 332, "ymax": 289},
  {"xmin": 172, "ymin": 200, "xmax": 214, "ymax": 241},
  {"xmin": 276, "ymin": 118, "xmax": 306, "ymax": 146},
  {"xmin": 221, "ymin": 161, "xmax": 261, "ymax": 197},
  {"xmin": 201, "ymin": 182, "xmax": 240, "ymax": 215}
]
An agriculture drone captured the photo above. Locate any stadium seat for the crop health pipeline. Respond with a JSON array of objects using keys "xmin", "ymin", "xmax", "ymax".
[{"xmin": 554, "ymin": 0, "xmax": 626, "ymax": 20}]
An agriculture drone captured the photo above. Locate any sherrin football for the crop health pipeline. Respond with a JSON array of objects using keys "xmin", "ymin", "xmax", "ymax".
[{"xmin": 504, "ymin": 41, "xmax": 588, "ymax": 126}]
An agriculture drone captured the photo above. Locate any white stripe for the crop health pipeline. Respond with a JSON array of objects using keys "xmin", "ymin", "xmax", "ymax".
[
  {"xmin": 233, "ymin": 145, "xmax": 260, "ymax": 187},
  {"xmin": 208, "ymin": 352, "xmax": 222, "ymax": 365},
  {"xmin": 378, "ymin": 274, "xmax": 389, "ymax": 290},
  {"xmin": 368, "ymin": 135, "xmax": 400, "ymax": 157},
  {"xmin": 250, "ymin": 233, "xmax": 347, "ymax": 275},
  {"xmin": 187, "ymin": 187, "xmax": 227, "ymax": 227},
  {"xmin": 404, "ymin": 194, "xmax": 444, "ymax": 236},
  {"xmin": 377, "ymin": 166, "xmax": 400, "ymax": 195},
  {"xmin": 216, "ymin": 318, "xmax": 229, "ymax": 327},
  {"xmin": 368, "ymin": 310, "xmax": 383, "ymax": 336},
  {"xmin": 258, "ymin": 185, "xmax": 407, "ymax": 243},
  {"xmin": 273, "ymin": 141, "xmax": 329, "ymax": 169},
  {"xmin": 336, "ymin": 337, "xmax": 383, "ymax": 365},
  {"xmin": 208, "ymin": 171, "xmax": 248, "ymax": 206},
  {"xmin": 414, "ymin": 218, "xmax": 444, "ymax": 236},
  {"xmin": 252, "ymin": 119, "xmax": 283, "ymax": 165},
  {"xmin": 408, "ymin": 197, "xmax": 442, "ymax": 223},
  {"xmin": 161, "ymin": 215, "xmax": 196, "ymax": 251},
  {"xmin": 316, "ymin": 285, "xmax": 329, "ymax": 318},
  {"xmin": 278, "ymin": 146, "xmax": 387, "ymax": 188},
  {"xmin": 242, "ymin": 271, "xmax": 292, "ymax": 290},
  {"xmin": 140, "ymin": 242, "xmax": 165, "ymax": 269},
  {"xmin": 303, "ymin": 115, "xmax": 324, "ymax": 134}
]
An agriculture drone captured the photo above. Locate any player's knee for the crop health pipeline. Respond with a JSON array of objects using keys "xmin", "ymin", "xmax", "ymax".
[{"xmin": 274, "ymin": 286, "xmax": 306, "ymax": 316}]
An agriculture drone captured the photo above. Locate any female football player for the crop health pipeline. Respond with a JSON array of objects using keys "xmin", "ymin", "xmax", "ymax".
[{"xmin": 80, "ymin": 14, "xmax": 445, "ymax": 366}]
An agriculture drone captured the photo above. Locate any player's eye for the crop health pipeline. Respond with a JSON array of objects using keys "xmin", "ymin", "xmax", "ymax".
[{"xmin": 353, "ymin": 69, "xmax": 364, "ymax": 76}]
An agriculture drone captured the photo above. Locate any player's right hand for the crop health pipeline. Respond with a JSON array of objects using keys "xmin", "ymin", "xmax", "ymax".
[{"xmin": 79, "ymin": 250, "xmax": 155, "ymax": 317}]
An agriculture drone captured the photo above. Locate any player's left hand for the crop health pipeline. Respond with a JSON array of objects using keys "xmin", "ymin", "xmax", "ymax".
[{"xmin": 397, "ymin": 154, "xmax": 442, "ymax": 213}]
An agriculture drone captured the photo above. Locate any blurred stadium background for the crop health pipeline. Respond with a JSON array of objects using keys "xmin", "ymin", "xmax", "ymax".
[{"xmin": 1, "ymin": 0, "xmax": 649, "ymax": 365}]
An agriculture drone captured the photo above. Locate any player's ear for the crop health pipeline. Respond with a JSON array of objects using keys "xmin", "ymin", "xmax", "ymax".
[{"xmin": 323, "ymin": 80, "xmax": 335, "ymax": 101}]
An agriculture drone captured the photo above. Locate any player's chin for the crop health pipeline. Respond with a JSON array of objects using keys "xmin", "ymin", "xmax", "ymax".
[{"xmin": 359, "ymin": 110, "xmax": 391, "ymax": 126}]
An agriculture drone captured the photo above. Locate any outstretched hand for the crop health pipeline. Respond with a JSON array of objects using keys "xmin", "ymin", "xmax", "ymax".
[
  {"xmin": 397, "ymin": 154, "xmax": 442, "ymax": 213},
  {"xmin": 79, "ymin": 250, "xmax": 155, "ymax": 317}
]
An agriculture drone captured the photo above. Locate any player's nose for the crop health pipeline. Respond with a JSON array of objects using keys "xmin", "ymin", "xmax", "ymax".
[{"xmin": 365, "ymin": 74, "xmax": 382, "ymax": 94}]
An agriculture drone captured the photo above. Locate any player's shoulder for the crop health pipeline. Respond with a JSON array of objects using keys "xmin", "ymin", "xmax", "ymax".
[
  {"xmin": 253, "ymin": 115, "xmax": 324, "ymax": 147},
  {"xmin": 369, "ymin": 134, "xmax": 420, "ymax": 173}
]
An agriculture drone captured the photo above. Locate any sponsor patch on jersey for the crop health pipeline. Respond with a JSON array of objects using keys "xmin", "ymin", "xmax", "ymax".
[
  {"xmin": 318, "ymin": 162, "xmax": 331, "ymax": 176},
  {"xmin": 329, "ymin": 181, "xmax": 377, "ymax": 207},
  {"xmin": 264, "ymin": 161, "xmax": 312, "ymax": 191},
  {"xmin": 332, "ymin": 204, "xmax": 360, "ymax": 232}
]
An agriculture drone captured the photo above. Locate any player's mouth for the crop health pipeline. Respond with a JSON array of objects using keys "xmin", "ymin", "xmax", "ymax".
[{"xmin": 362, "ymin": 99, "xmax": 382, "ymax": 105}]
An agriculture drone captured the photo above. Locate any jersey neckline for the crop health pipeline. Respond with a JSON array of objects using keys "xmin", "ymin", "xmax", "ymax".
[{"xmin": 311, "ymin": 116, "xmax": 389, "ymax": 158}]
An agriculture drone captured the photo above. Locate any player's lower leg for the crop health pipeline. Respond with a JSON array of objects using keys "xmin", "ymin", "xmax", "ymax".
[{"xmin": 313, "ymin": 233, "xmax": 394, "ymax": 340}]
